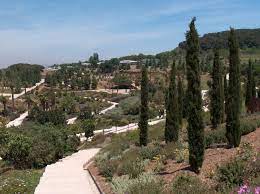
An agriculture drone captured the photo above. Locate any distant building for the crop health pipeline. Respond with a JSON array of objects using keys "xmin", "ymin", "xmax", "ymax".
[
  {"xmin": 81, "ymin": 62, "xmax": 91, "ymax": 66},
  {"xmin": 120, "ymin": 60, "xmax": 138, "ymax": 65}
]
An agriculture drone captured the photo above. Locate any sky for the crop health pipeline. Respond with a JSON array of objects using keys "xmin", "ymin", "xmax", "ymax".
[{"xmin": 0, "ymin": 0, "xmax": 260, "ymax": 67}]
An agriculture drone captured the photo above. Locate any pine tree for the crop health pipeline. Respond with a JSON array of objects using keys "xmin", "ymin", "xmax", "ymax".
[
  {"xmin": 165, "ymin": 62, "xmax": 179, "ymax": 143},
  {"xmin": 245, "ymin": 59, "xmax": 253, "ymax": 107},
  {"xmin": 177, "ymin": 76, "xmax": 184, "ymax": 125},
  {"xmin": 139, "ymin": 65, "xmax": 149, "ymax": 146},
  {"xmin": 226, "ymin": 28, "xmax": 241, "ymax": 148},
  {"xmin": 210, "ymin": 49, "xmax": 224, "ymax": 128},
  {"xmin": 185, "ymin": 18, "xmax": 204, "ymax": 173}
]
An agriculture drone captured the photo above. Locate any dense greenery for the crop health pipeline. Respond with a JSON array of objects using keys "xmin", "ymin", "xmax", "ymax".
[
  {"xmin": 139, "ymin": 66, "xmax": 149, "ymax": 146},
  {"xmin": 179, "ymin": 28, "xmax": 260, "ymax": 50},
  {"xmin": 0, "ymin": 64, "xmax": 43, "ymax": 89},
  {"xmin": 0, "ymin": 125, "xmax": 80, "ymax": 169},
  {"xmin": 185, "ymin": 18, "xmax": 205, "ymax": 173},
  {"xmin": 165, "ymin": 62, "xmax": 179, "ymax": 143},
  {"xmin": 210, "ymin": 49, "xmax": 224, "ymax": 128},
  {"xmin": 226, "ymin": 28, "xmax": 242, "ymax": 148}
]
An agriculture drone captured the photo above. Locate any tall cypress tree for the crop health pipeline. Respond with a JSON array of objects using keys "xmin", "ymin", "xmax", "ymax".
[
  {"xmin": 210, "ymin": 49, "xmax": 224, "ymax": 128},
  {"xmin": 139, "ymin": 65, "xmax": 149, "ymax": 146},
  {"xmin": 226, "ymin": 28, "xmax": 241, "ymax": 148},
  {"xmin": 245, "ymin": 59, "xmax": 253, "ymax": 107},
  {"xmin": 177, "ymin": 75, "xmax": 184, "ymax": 126},
  {"xmin": 185, "ymin": 18, "xmax": 204, "ymax": 173},
  {"xmin": 165, "ymin": 62, "xmax": 179, "ymax": 143}
]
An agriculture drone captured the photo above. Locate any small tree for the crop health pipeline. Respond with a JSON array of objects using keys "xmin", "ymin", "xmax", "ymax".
[
  {"xmin": 139, "ymin": 65, "xmax": 149, "ymax": 146},
  {"xmin": 165, "ymin": 62, "xmax": 179, "ymax": 143},
  {"xmin": 0, "ymin": 96, "xmax": 8, "ymax": 115},
  {"xmin": 83, "ymin": 120, "xmax": 95, "ymax": 139}
]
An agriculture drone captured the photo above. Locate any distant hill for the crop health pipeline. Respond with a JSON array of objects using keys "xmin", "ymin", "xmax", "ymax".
[{"xmin": 178, "ymin": 28, "xmax": 260, "ymax": 50}]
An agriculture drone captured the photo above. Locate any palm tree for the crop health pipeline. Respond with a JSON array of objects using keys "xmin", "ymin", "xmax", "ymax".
[
  {"xmin": 9, "ymin": 83, "xmax": 15, "ymax": 111},
  {"xmin": 39, "ymin": 94, "xmax": 48, "ymax": 111},
  {"xmin": 25, "ymin": 95, "xmax": 33, "ymax": 111},
  {"xmin": 0, "ymin": 96, "xmax": 8, "ymax": 116}
]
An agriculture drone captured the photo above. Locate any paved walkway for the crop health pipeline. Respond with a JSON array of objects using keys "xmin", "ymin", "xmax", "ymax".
[{"xmin": 34, "ymin": 148, "xmax": 100, "ymax": 194}]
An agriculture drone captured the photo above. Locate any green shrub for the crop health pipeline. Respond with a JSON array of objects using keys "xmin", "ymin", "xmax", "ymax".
[
  {"xmin": 240, "ymin": 120, "xmax": 257, "ymax": 135},
  {"xmin": 205, "ymin": 127, "xmax": 226, "ymax": 148},
  {"xmin": 5, "ymin": 135, "xmax": 32, "ymax": 169},
  {"xmin": 83, "ymin": 119, "xmax": 95, "ymax": 139},
  {"xmin": 216, "ymin": 159, "xmax": 245, "ymax": 190},
  {"xmin": 171, "ymin": 174, "xmax": 211, "ymax": 194},
  {"xmin": 118, "ymin": 158, "xmax": 146, "ymax": 179},
  {"xmin": 111, "ymin": 173, "xmax": 163, "ymax": 194},
  {"xmin": 139, "ymin": 143, "xmax": 161, "ymax": 160},
  {"xmin": 98, "ymin": 158, "xmax": 119, "ymax": 180}
]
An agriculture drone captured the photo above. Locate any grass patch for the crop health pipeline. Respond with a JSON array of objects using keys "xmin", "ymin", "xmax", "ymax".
[{"xmin": 0, "ymin": 169, "xmax": 43, "ymax": 194}]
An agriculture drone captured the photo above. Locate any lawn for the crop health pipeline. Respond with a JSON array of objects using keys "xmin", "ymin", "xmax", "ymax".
[{"xmin": 0, "ymin": 168, "xmax": 43, "ymax": 194}]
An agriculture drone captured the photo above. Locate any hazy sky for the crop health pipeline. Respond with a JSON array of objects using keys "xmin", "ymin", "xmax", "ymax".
[{"xmin": 0, "ymin": 0, "xmax": 260, "ymax": 67}]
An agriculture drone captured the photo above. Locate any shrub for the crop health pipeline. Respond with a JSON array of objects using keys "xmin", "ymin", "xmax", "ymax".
[
  {"xmin": 83, "ymin": 120, "xmax": 95, "ymax": 139},
  {"xmin": 118, "ymin": 158, "xmax": 146, "ymax": 179},
  {"xmin": 111, "ymin": 173, "xmax": 163, "ymax": 194},
  {"xmin": 139, "ymin": 143, "xmax": 161, "ymax": 160},
  {"xmin": 205, "ymin": 127, "xmax": 226, "ymax": 148},
  {"xmin": 216, "ymin": 159, "xmax": 245, "ymax": 190},
  {"xmin": 171, "ymin": 174, "xmax": 211, "ymax": 194},
  {"xmin": 5, "ymin": 135, "xmax": 32, "ymax": 169},
  {"xmin": 216, "ymin": 143, "xmax": 255, "ymax": 191},
  {"xmin": 98, "ymin": 158, "xmax": 119, "ymax": 181}
]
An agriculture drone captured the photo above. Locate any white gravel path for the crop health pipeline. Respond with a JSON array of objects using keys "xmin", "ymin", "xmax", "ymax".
[
  {"xmin": 34, "ymin": 148, "xmax": 100, "ymax": 194},
  {"xmin": 6, "ymin": 111, "xmax": 29, "ymax": 128}
]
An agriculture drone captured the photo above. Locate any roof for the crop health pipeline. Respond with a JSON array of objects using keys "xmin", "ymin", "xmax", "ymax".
[{"xmin": 120, "ymin": 60, "xmax": 138, "ymax": 64}]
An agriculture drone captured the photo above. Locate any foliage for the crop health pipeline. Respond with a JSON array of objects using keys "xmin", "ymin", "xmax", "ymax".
[
  {"xmin": 139, "ymin": 66, "xmax": 149, "ymax": 146},
  {"xmin": 111, "ymin": 173, "xmax": 163, "ymax": 194},
  {"xmin": 118, "ymin": 158, "xmax": 146, "ymax": 179},
  {"xmin": 5, "ymin": 135, "xmax": 32, "ymax": 169},
  {"xmin": 83, "ymin": 119, "xmax": 95, "ymax": 139},
  {"xmin": 29, "ymin": 107, "xmax": 66, "ymax": 125},
  {"xmin": 226, "ymin": 28, "xmax": 242, "ymax": 147},
  {"xmin": 210, "ymin": 49, "xmax": 224, "ymax": 128},
  {"xmin": 139, "ymin": 143, "xmax": 161, "ymax": 160},
  {"xmin": 185, "ymin": 17, "xmax": 205, "ymax": 173},
  {"xmin": 170, "ymin": 174, "xmax": 211, "ymax": 194},
  {"xmin": 165, "ymin": 62, "xmax": 179, "ymax": 143}
]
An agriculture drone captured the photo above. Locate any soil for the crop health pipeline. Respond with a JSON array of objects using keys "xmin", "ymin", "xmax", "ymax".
[{"xmin": 88, "ymin": 128, "xmax": 260, "ymax": 193}]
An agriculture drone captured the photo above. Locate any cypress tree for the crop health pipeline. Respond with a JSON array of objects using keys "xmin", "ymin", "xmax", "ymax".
[
  {"xmin": 139, "ymin": 65, "xmax": 149, "ymax": 146},
  {"xmin": 226, "ymin": 28, "xmax": 241, "ymax": 148},
  {"xmin": 245, "ymin": 59, "xmax": 253, "ymax": 107},
  {"xmin": 165, "ymin": 62, "xmax": 179, "ymax": 143},
  {"xmin": 224, "ymin": 72, "xmax": 228, "ymax": 115},
  {"xmin": 185, "ymin": 18, "xmax": 204, "ymax": 173},
  {"xmin": 177, "ymin": 76, "xmax": 184, "ymax": 125},
  {"xmin": 210, "ymin": 49, "xmax": 224, "ymax": 128}
]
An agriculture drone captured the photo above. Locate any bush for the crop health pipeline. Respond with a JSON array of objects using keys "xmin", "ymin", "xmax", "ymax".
[
  {"xmin": 111, "ymin": 173, "xmax": 163, "ymax": 194},
  {"xmin": 139, "ymin": 143, "xmax": 161, "ymax": 160},
  {"xmin": 83, "ymin": 120, "xmax": 95, "ymax": 139},
  {"xmin": 171, "ymin": 174, "xmax": 211, "ymax": 194},
  {"xmin": 118, "ymin": 158, "xmax": 146, "ymax": 179},
  {"xmin": 5, "ymin": 135, "xmax": 32, "ymax": 169},
  {"xmin": 216, "ymin": 159, "xmax": 245, "ymax": 190},
  {"xmin": 95, "ymin": 152, "xmax": 118, "ymax": 180},
  {"xmin": 205, "ymin": 127, "xmax": 226, "ymax": 148}
]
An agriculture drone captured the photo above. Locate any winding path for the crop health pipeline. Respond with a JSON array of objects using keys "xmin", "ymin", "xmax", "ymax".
[{"xmin": 35, "ymin": 149, "xmax": 100, "ymax": 194}]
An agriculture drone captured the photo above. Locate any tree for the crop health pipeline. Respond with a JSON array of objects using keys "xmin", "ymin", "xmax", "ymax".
[
  {"xmin": 9, "ymin": 83, "xmax": 15, "ymax": 111},
  {"xmin": 0, "ymin": 96, "xmax": 8, "ymax": 115},
  {"xmin": 139, "ymin": 65, "xmax": 149, "ymax": 146},
  {"xmin": 210, "ymin": 49, "xmax": 224, "ymax": 128},
  {"xmin": 245, "ymin": 59, "xmax": 253, "ymax": 107},
  {"xmin": 25, "ymin": 95, "xmax": 33, "ymax": 111},
  {"xmin": 177, "ymin": 76, "xmax": 184, "ymax": 125},
  {"xmin": 185, "ymin": 18, "xmax": 204, "ymax": 173},
  {"xmin": 165, "ymin": 62, "xmax": 179, "ymax": 143},
  {"xmin": 83, "ymin": 120, "xmax": 95, "ymax": 139},
  {"xmin": 226, "ymin": 28, "xmax": 241, "ymax": 148}
]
